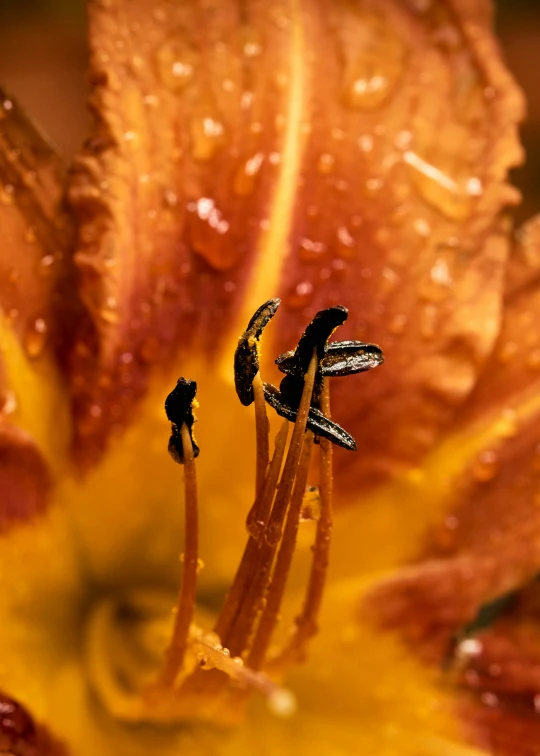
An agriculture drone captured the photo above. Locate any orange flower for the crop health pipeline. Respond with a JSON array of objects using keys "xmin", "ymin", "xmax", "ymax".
[{"xmin": 0, "ymin": 0, "xmax": 536, "ymax": 753}]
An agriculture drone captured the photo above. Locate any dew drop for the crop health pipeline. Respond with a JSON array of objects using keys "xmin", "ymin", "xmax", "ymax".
[
  {"xmin": 1, "ymin": 389, "xmax": 17, "ymax": 416},
  {"xmin": 233, "ymin": 152, "xmax": 265, "ymax": 197},
  {"xmin": 316, "ymin": 152, "xmax": 335, "ymax": 175},
  {"xmin": 1, "ymin": 184, "xmax": 14, "ymax": 205},
  {"xmin": 268, "ymin": 688, "xmax": 297, "ymax": 718},
  {"xmin": 342, "ymin": 12, "xmax": 406, "ymax": 111},
  {"xmin": 299, "ymin": 237, "xmax": 326, "ymax": 262},
  {"xmin": 37, "ymin": 254, "xmax": 55, "ymax": 278},
  {"xmin": 358, "ymin": 134, "xmax": 374, "ymax": 152},
  {"xmin": 527, "ymin": 349, "xmax": 540, "ymax": 370},
  {"xmin": 472, "ymin": 449, "xmax": 499, "ymax": 483},
  {"xmin": 24, "ymin": 318, "xmax": 47, "ymax": 359},
  {"xmin": 187, "ymin": 197, "xmax": 239, "ymax": 271},
  {"xmin": 388, "ymin": 313, "xmax": 407, "ymax": 335},
  {"xmin": 420, "ymin": 304, "xmax": 438, "ymax": 339},
  {"xmin": 285, "ymin": 281, "xmax": 314, "ymax": 309},
  {"xmin": 336, "ymin": 226, "xmax": 356, "ymax": 259},
  {"xmin": 494, "ymin": 408, "xmax": 518, "ymax": 439},
  {"xmin": 190, "ymin": 116, "xmax": 226, "ymax": 162}
]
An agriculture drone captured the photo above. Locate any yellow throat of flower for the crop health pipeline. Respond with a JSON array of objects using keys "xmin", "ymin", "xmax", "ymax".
[{"xmin": 83, "ymin": 299, "xmax": 382, "ymax": 729}]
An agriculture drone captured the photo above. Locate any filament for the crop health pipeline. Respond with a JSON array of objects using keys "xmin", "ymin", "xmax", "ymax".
[{"xmin": 156, "ymin": 423, "xmax": 199, "ymax": 687}]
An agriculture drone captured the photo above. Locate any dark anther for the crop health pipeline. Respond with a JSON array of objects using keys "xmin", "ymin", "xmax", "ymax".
[
  {"xmin": 275, "ymin": 306, "xmax": 348, "ymax": 379},
  {"xmin": 319, "ymin": 340, "xmax": 384, "ymax": 376},
  {"xmin": 263, "ymin": 383, "xmax": 357, "ymax": 452},
  {"xmin": 234, "ymin": 298, "xmax": 281, "ymax": 406},
  {"xmin": 165, "ymin": 377, "xmax": 200, "ymax": 463}
]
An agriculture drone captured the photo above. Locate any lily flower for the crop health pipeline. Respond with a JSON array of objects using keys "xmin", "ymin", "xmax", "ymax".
[{"xmin": 0, "ymin": 0, "xmax": 536, "ymax": 753}]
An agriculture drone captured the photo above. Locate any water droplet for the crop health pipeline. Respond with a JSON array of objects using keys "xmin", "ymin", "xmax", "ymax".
[
  {"xmin": 456, "ymin": 638, "xmax": 482, "ymax": 659},
  {"xmin": 163, "ymin": 188, "xmax": 178, "ymax": 208},
  {"xmin": 527, "ymin": 349, "xmax": 540, "ymax": 370},
  {"xmin": 342, "ymin": 12, "xmax": 406, "ymax": 110},
  {"xmin": 123, "ymin": 130, "xmax": 138, "ymax": 143},
  {"xmin": 381, "ymin": 266, "xmax": 399, "ymax": 293},
  {"xmin": 24, "ymin": 318, "xmax": 47, "ymax": 359},
  {"xmin": 404, "ymin": 151, "xmax": 477, "ymax": 221},
  {"xmin": 268, "ymin": 688, "xmax": 297, "ymax": 718},
  {"xmin": 420, "ymin": 304, "xmax": 438, "ymax": 339},
  {"xmin": 285, "ymin": 281, "xmax": 314, "ymax": 309},
  {"xmin": 413, "ymin": 218, "xmax": 431, "ymax": 237},
  {"xmin": 336, "ymin": 226, "xmax": 356, "ymax": 259},
  {"xmin": 37, "ymin": 254, "xmax": 55, "ymax": 278},
  {"xmin": 190, "ymin": 116, "xmax": 226, "ymax": 162},
  {"xmin": 156, "ymin": 38, "xmax": 197, "ymax": 88},
  {"xmin": 466, "ymin": 177, "xmax": 483, "ymax": 196},
  {"xmin": 1, "ymin": 389, "xmax": 17, "ymax": 416},
  {"xmin": 299, "ymin": 238, "xmax": 326, "ymax": 262},
  {"xmin": 24, "ymin": 227, "xmax": 36, "ymax": 244},
  {"xmin": 494, "ymin": 408, "xmax": 518, "ymax": 439},
  {"xmin": 358, "ymin": 134, "xmax": 374, "ymax": 152},
  {"xmin": 89, "ymin": 404, "xmax": 102, "ymax": 418},
  {"xmin": 316, "ymin": 152, "xmax": 335, "ymax": 175},
  {"xmin": 472, "ymin": 449, "xmax": 499, "ymax": 483},
  {"xmin": 1, "ymin": 184, "xmax": 14, "ymax": 205},
  {"xmin": 3, "ymin": 99, "xmax": 13, "ymax": 112},
  {"xmin": 388, "ymin": 313, "xmax": 407, "ymax": 335},
  {"xmin": 187, "ymin": 197, "xmax": 239, "ymax": 271},
  {"xmin": 233, "ymin": 152, "xmax": 265, "ymax": 196}
]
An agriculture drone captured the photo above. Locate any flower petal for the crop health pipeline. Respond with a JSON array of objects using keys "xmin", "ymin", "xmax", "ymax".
[
  {"xmin": 0, "ymin": 90, "xmax": 74, "ymax": 366},
  {"xmin": 363, "ymin": 215, "xmax": 540, "ymax": 749},
  {"xmin": 0, "ymin": 424, "xmax": 52, "ymax": 531},
  {"xmin": 0, "ymin": 91, "xmax": 73, "ymax": 526},
  {"xmin": 68, "ymin": 0, "xmax": 524, "ymax": 473},
  {"xmin": 0, "ymin": 691, "xmax": 69, "ymax": 755}
]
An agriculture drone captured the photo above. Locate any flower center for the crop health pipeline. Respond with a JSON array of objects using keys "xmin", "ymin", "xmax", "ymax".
[{"xmin": 83, "ymin": 300, "xmax": 383, "ymax": 727}]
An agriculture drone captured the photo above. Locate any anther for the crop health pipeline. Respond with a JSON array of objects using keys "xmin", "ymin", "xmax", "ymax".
[
  {"xmin": 234, "ymin": 298, "xmax": 280, "ymax": 496},
  {"xmin": 277, "ymin": 339, "xmax": 384, "ymax": 378},
  {"xmin": 275, "ymin": 305, "xmax": 348, "ymax": 379},
  {"xmin": 165, "ymin": 378, "xmax": 200, "ymax": 462},
  {"xmin": 263, "ymin": 382, "xmax": 357, "ymax": 451},
  {"xmin": 234, "ymin": 298, "xmax": 280, "ymax": 406},
  {"xmin": 156, "ymin": 379, "xmax": 200, "ymax": 688}
]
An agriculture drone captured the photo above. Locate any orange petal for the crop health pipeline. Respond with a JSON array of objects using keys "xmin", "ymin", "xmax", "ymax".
[
  {"xmin": 0, "ymin": 691, "xmax": 69, "ymax": 755},
  {"xmin": 0, "ymin": 424, "xmax": 52, "ymax": 531},
  {"xmin": 0, "ymin": 89, "xmax": 74, "ymax": 365},
  {"xmin": 365, "ymin": 215, "xmax": 540, "ymax": 748},
  {"xmin": 0, "ymin": 91, "xmax": 74, "ymax": 528},
  {"xmin": 68, "ymin": 0, "xmax": 524, "ymax": 475}
]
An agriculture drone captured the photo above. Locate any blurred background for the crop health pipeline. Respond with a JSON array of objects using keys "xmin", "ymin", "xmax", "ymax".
[{"xmin": 0, "ymin": 0, "xmax": 538, "ymax": 223}]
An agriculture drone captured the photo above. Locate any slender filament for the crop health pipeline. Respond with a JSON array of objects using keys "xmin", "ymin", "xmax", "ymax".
[
  {"xmin": 278, "ymin": 378, "xmax": 333, "ymax": 665},
  {"xmin": 247, "ymin": 431, "xmax": 315, "ymax": 670},
  {"xmin": 157, "ymin": 423, "xmax": 199, "ymax": 687},
  {"xmin": 226, "ymin": 352, "xmax": 318, "ymax": 656},
  {"xmin": 253, "ymin": 371, "xmax": 270, "ymax": 499},
  {"xmin": 215, "ymin": 419, "xmax": 289, "ymax": 646}
]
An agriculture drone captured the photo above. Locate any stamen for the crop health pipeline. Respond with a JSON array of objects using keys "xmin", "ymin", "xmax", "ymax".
[
  {"xmin": 224, "ymin": 352, "xmax": 318, "ymax": 657},
  {"xmin": 215, "ymin": 418, "xmax": 289, "ymax": 646},
  {"xmin": 247, "ymin": 431, "xmax": 315, "ymax": 671},
  {"xmin": 252, "ymin": 371, "xmax": 270, "ymax": 498},
  {"xmin": 154, "ymin": 378, "xmax": 200, "ymax": 689},
  {"xmin": 156, "ymin": 423, "xmax": 199, "ymax": 687},
  {"xmin": 277, "ymin": 379, "xmax": 334, "ymax": 666}
]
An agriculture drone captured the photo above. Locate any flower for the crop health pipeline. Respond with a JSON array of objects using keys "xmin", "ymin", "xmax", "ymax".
[{"xmin": 0, "ymin": 0, "xmax": 537, "ymax": 753}]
